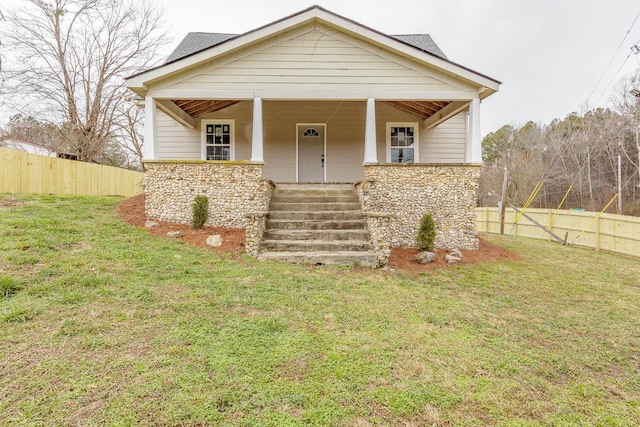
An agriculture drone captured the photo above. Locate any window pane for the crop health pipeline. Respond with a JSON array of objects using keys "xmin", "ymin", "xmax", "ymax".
[
  {"xmin": 402, "ymin": 148, "xmax": 414, "ymax": 163},
  {"xmin": 206, "ymin": 125, "xmax": 213, "ymax": 133},
  {"xmin": 206, "ymin": 135, "xmax": 213, "ymax": 144},
  {"xmin": 390, "ymin": 136, "xmax": 399, "ymax": 147},
  {"xmin": 391, "ymin": 127, "xmax": 398, "ymax": 136},
  {"xmin": 391, "ymin": 148, "xmax": 400, "ymax": 163}
]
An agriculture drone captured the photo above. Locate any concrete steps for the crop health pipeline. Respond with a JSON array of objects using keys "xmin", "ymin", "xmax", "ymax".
[
  {"xmin": 263, "ymin": 229, "xmax": 370, "ymax": 241},
  {"xmin": 258, "ymin": 183, "xmax": 376, "ymax": 266},
  {"xmin": 257, "ymin": 251, "xmax": 378, "ymax": 267}
]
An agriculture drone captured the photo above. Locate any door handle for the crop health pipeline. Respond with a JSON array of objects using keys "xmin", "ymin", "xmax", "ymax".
[{"xmin": 321, "ymin": 154, "xmax": 325, "ymax": 168}]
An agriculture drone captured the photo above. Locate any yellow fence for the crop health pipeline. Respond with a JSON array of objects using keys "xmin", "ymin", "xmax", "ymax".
[
  {"xmin": 476, "ymin": 207, "xmax": 640, "ymax": 258},
  {"xmin": 0, "ymin": 148, "xmax": 144, "ymax": 197}
]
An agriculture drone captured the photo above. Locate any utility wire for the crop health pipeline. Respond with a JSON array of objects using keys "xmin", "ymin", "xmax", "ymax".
[
  {"xmin": 593, "ymin": 50, "xmax": 634, "ymax": 107},
  {"xmin": 587, "ymin": 7, "xmax": 640, "ymax": 106}
]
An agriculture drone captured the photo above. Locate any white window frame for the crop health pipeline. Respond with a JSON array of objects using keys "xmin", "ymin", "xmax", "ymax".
[
  {"xmin": 386, "ymin": 122, "xmax": 419, "ymax": 163},
  {"xmin": 201, "ymin": 119, "xmax": 235, "ymax": 161}
]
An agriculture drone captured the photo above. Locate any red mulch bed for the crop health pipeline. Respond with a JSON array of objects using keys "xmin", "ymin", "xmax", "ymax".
[
  {"xmin": 116, "ymin": 194, "xmax": 520, "ymax": 271},
  {"xmin": 387, "ymin": 238, "xmax": 520, "ymax": 272},
  {"xmin": 115, "ymin": 194, "xmax": 246, "ymax": 254}
]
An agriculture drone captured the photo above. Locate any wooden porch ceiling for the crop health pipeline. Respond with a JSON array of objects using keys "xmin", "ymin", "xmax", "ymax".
[
  {"xmin": 172, "ymin": 100, "xmax": 240, "ymax": 117},
  {"xmin": 170, "ymin": 99, "xmax": 451, "ymax": 121},
  {"xmin": 383, "ymin": 101, "xmax": 451, "ymax": 120}
]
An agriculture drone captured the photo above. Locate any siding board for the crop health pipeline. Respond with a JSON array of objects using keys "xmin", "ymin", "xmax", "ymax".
[{"xmin": 166, "ymin": 29, "xmax": 465, "ymax": 94}]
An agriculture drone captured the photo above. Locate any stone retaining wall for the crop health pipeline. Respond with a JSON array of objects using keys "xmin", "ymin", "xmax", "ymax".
[
  {"xmin": 143, "ymin": 161, "xmax": 272, "ymax": 229},
  {"xmin": 357, "ymin": 164, "xmax": 480, "ymax": 249}
]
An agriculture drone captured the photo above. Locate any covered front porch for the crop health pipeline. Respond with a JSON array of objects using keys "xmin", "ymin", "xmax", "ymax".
[
  {"xmin": 142, "ymin": 96, "xmax": 484, "ymax": 183},
  {"xmin": 141, "ymin": 95, "xmax": 485, "ymax": 256}
]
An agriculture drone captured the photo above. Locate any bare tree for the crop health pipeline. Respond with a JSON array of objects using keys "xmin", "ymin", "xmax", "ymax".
[
  {"xmin": 0, "ymin": 0, "xmax": 168, "ymax": 163},
  {"xmin": 114, "ymin": 100, "xmax": 146, "ymax": 170}
]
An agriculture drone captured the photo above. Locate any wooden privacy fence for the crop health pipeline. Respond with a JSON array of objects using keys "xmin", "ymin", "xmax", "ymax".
[
  {"xmin": 476, "ymin": 207, "xmax": 640, "ymax": 258},
  {"xmin": 0, "ymin": 148, "xmax": 144, "ymax": 197}
]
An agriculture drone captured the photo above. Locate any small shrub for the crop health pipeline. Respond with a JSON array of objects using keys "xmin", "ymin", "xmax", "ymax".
[
  {"xmin": 416, "ymin": 213, "xmax": 436, "ymax": 252},
  {"xmin": 192, "ymin": 195, "xmax": 209, "ymax": 229},
  {"xmin": 0, "ymin": 276, "xmax": 21, "ymax": 299}
]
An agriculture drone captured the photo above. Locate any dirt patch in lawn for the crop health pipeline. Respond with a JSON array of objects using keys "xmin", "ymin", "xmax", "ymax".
[
  {"xmin": 0, "ymin": 197, "xmax": 24, "ymax": 207},
  {"xmin": 116, "ymin": 194, "xmax": 519, "ymax": 270},
  {"xmin": 115, "ymin": 194, "xmax": 245, "ymax": 254}
]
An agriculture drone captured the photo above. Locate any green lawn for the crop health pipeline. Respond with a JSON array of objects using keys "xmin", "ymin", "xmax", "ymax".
[{"xmin": 1, "ymin": 194, "xmax": 639, "ymax": 426}]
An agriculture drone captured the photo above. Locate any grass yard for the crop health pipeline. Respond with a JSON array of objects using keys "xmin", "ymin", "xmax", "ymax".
[{"xmin": 1, "ymin": 194, "xmax": 639, "ymax": 426}]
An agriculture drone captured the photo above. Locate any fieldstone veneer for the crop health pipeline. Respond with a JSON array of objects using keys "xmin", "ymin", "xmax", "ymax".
[
  {"xmin": 144, "ymin": 161, "xmax": 273, "ymax": 232},
  {"xmin": 357, "ymin": 164, "xmax": 481, "ymax": 250}
]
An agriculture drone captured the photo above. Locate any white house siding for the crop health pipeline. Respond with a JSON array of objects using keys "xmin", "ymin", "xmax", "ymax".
[
  {"xmin": 156, "ymin": 109, "xmax": 201, "ymax": 159},
  {"xmin": 420, "ymin": 112, "xmax": 467, "ymax": 163},
  {"xmin": 158, "ymin": 24, "xmax": 473, "ymax": 94},
  {"xmin": 2, "ymin": 139, "xmax": 56, "ymax": 157},
  {"xmin": 156, "ymin": 102, "xmax": 253, "ymax": 160}
]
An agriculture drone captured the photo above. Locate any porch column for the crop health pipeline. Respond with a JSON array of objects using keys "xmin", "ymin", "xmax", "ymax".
[
  {"xmin": 467, "ymin": 97, "xmax": 482, "ymax": 163},
  {"xmin": 143, "ymin": 96, "xmax": 157, "ymax": 160},
  {"xmin": 251, "ymin": 97, "xmax": 264, "ymax": 163},
  {"xmin": 364, "ymin": 98, "xmax": 378, "ymax": 164}
]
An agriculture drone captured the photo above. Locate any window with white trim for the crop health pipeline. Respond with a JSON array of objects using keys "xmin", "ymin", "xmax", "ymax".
[
  {"xmin": 386, "ymin": 122, "xmax": 419, "ymax": 163},
  {"xmin": 202, "ymin": 120, "xmax": 234, "ymax": 160}
]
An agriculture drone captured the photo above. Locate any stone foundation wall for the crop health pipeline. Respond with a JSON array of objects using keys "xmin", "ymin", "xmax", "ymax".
[
  {"xmin": 357, "ymin": 164, "xmax": 480, "ymax": 249},
  {"xmin": 143, "ymin": 161, "xmax": 272, "ymax": 228}
]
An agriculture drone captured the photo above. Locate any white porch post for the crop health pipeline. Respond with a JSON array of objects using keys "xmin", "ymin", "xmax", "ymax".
[
  {"xmin": 143, "ymin": 96, "xmax": 157, "ymax": 160},
  {"xmin": 364, "ymin": 97, "xmax": 378, "ymax": 164},
  {"xmin": 467, "ymin": 97, "xmax": 482, "ymax": 163},
  {"xmin": 251, "ymin": 97, "xmax": 264, "ymax": 163}
]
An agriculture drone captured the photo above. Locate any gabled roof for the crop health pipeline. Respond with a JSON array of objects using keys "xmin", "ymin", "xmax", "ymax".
[
  {"xmin": 165, "ymin": 32, "xmax": 447, "ymax": 65},
  {"xmin": 127, "ymin": 5, "xmax": 500, "ymax": 96}
]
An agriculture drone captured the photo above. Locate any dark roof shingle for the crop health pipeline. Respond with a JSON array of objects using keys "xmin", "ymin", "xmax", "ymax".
[
  {"xmin": 164, "ymin": 31, "xmax": 447, "ymax": 64},
  {"xmin": 391, "ymin": 34, "xmax": 447, "ymax": 59},
  {"xmin": 165, "ymin": 33, "xmax": 237, "ymax": 63}
]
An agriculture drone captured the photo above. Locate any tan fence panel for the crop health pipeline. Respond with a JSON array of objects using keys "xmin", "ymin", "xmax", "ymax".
[
  {"xmin": 476, "ymin": 207, "xmax": 640, "ymax": 258},
  {"xmin": 0, "ymin": 148, "xmax": 144, "ymax": 197}
]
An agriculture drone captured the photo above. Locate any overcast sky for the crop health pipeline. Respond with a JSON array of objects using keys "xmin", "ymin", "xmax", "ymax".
[{"xmin": 156, "ymin": 0, "xmax": 640, "ymax": 136}]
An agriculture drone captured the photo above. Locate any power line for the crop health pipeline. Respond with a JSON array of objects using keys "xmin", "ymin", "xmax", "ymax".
[
  {"xmin": 593, "ymin": 49, "xmax": 634, "ymax": 107},
  {"xmin": 587, "ymin": 7, "xmax": 640, "ymax": 106}
]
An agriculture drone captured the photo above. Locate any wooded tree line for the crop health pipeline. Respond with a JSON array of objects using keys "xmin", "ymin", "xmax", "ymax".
[
  {"xmin": 480, "ymin": 73, "xmax": 640, "ymax": 216},
  {"xmin": 0, "ymin": 0, "xmax": 167, "ymax": 170}
]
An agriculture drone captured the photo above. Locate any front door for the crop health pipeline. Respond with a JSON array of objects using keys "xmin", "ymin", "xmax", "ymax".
[{"xmin": 297, "ymin": 124, "xmax": 325, "ymax": 182}]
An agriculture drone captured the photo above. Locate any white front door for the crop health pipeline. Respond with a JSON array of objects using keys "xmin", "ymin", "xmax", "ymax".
[{"xmin": 297, "ymin": 124, "xmax": 326, "ymax": 182}]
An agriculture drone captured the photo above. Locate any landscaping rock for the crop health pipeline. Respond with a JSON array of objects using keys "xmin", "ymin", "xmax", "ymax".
[
  {"xmin": 445, "ymin": 254, "xmax": 462, "ymax": 263},
  {"xmin": 450, "ymin": 249, "xmax": 463, "ymax": 258},
  {"xmin": 206, "ymin": 234, "xmax": 223, "ymax": 247},
  {"xmin": 413, "ymin": 251, "xmax": 436, "ymax": 264},
  {"xmin": 145, "ymin": 220, "xmax": 158, "ymax": 228},
  {"xmin": 167, "ymin": 231, "xmax": 182, "ymax": 238}
]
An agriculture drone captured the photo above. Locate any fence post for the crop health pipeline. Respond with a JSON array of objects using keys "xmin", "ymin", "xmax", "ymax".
[
  {"xmin": 595, "ymin": 214, "xmax": 600, "ymax": 252},
  {"xmin": 485, "ymin": 208, "xmax": 489, "ymax": 232}
]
